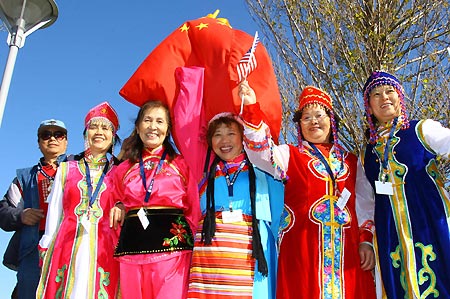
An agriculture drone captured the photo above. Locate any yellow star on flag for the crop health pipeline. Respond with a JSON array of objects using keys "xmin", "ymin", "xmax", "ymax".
[
  {"xmin": 179, "ymin": 23, "xmax": 189, "ymax": 32},
  {"xmin": 196, "ymin": 23, "xmax": 208, "ymax": 30}
]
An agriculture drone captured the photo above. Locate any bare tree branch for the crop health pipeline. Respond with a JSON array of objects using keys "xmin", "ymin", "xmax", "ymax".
[{"xmin": 245, "ymin": 0, "xmax": 450, "ymax": 185}]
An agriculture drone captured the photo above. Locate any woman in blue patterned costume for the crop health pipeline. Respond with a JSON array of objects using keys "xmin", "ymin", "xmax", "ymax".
[{"xmin": 359, "ymin": 71, "xmax": 450, "ymax": 298}]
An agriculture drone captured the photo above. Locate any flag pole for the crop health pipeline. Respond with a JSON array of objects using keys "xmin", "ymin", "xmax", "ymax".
[{"xmin": 237, "ymin": 31, "xmax": 259, "ymax": 115}]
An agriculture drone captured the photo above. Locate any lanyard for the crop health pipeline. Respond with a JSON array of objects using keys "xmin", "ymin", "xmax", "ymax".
[
  {"xmin": 37, "ymin": 163, "xmax": 55, "ymax": 181},
  {"xmin": 380, "ymin": 117, "xmax": 398, "ymax": 181},
  {"xmin": 222, "ymin": 159, "xmax": 247, "ymax": 197},
  {"xmin": 139, "ymin": 151, "xmax": 167, "ymax": 203},
  {"xmin": 84, "ymin": 159, "xmax": 109, "ymax": 207},
  {"xmin": 308, "ymin": 142, "xmax": 341, "ymax": 192}
]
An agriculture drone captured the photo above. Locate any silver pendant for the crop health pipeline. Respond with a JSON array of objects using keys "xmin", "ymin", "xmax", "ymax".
[{"xmin": 144, "ymin": 161, "xmax": 155, "ymax": 170}]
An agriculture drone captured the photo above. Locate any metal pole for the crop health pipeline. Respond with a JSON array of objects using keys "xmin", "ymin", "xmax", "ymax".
[
  {"xmin": 0, "ymin": 16, "xmax": 25, "ymax": 127},
  {"xmin": 0, "ymin": 42, "xmax": 19, "ymax": 127}
]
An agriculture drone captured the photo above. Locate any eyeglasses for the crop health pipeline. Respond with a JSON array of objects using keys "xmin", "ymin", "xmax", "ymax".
[
  {"xmin": 39, "ymin": 131, "xmax": 66, "ymax": 141},
  {"xmin": 300, "ymin": 113, "xmax": 329, "ymax": 124}
]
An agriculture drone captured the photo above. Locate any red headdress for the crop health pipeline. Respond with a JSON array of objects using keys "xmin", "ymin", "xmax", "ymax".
[
  {"xmin": 298, "ymin": 86, "xmax": 333, "ymax": 111},
  {"xmin": 84, "ymin": 101, "xmax": 120, "ymax": 134},
  {"xmin": 84, "ymin": 101, "xmax": 120, "ymax": 160},
  {"xmin": 296, "ymin": 86, "xmax": 341, "ymax": 156}
]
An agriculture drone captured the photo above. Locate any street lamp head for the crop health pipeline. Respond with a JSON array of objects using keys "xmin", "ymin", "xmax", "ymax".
[
  {"xmin": 0, "ymin": 0, "xmax": 58, "ymax": 127},
  {"xmin": 0, "ymin": 0, "xmax": 58, "ymax": 47}
]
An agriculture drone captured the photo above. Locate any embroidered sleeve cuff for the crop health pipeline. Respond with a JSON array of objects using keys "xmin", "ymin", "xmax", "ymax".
[
  {"xmin": 243, "ymin": 133, "xmax": 270, "ymax": 152},
  {"xmin": 359, "ymin": 219, "xmax": 374, "ymax": 244},
  {"xmin": 38, "ymin": 245, "xmax": 47, "ymax": 267},
  {"xmin": 242, "ymin": 103, "xmax": 264, "ymax": 128},
  {"xmin": 359, "ymin": 228, "xmax": 374, "ymax": 244}
]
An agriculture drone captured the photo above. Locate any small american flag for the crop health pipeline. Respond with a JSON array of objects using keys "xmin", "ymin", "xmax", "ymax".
[{"xmin": 237, "ymin": 31, "xmax": 259, "ymax": 82}]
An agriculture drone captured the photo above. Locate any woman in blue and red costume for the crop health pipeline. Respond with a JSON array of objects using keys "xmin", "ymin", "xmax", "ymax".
[
  {"xmin": 109, "ymin": 100, "xmax": 200, "ymax": 299},
  {"xmin": 185, "ymin": 113, "xmax": 284, "ymax": 299},
  {"xmin": 359, "ymin": 70, "xmax": 450, "ymax": 299},
  {"xmin": 239, "ymin": 81, "xmax": 377, "ymax": 299},
  {"xmin": 37, "ymin": 102, "xmax": 121, "ymax": 298}
]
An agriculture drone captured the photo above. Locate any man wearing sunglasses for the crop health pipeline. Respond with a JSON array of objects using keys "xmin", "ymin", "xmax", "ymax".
[{"xmin": 0, "ymin": 119, "xmax": 72, "ymax": 299}]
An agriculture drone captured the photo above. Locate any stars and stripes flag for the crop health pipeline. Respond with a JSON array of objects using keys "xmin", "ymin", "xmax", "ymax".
[{"xmin": 236, "ymin": 31, "xmax": 259, "ymax": 82}]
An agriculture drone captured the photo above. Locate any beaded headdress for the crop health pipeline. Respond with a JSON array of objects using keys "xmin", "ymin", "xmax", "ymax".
[{"xmin": 363, "ymin": 71, "xmax": 409, "ymax": 143}]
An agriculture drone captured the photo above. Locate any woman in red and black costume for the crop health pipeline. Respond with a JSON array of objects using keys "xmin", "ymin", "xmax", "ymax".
[{"xmin": 110, "ymin": 100, "xmax": 200, "ymax": 299}]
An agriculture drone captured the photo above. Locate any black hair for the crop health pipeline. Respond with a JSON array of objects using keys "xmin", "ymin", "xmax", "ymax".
[{"xmin": 201, "ymin": 153, "xmax": 268, "ymax": 276}]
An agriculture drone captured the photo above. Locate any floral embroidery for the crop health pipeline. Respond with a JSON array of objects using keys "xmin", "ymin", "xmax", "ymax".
[
  {"xmin": 312, "ymin": 199, "xmax": 351, "ymax": 299},
  {"xmin": 309, "ymin": 150, "xmax": 346, "ymax": 179},
  {"xmin": 55, "ymin": 264, "xmax": 67, "ymax": 299},
  {"xmin": 278, "ymin": 205, "xmax": 295, "ymax": 247},
  {"xmin": 97, "ymin": 267, "xmax": 110, "ymax": 298},
  {"xmin": 162, "ymin": 216, "xmax": 194, "ymax": 247}
]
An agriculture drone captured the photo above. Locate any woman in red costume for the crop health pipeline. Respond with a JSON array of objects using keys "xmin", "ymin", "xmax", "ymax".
[
  {"xmin": 110, "ymin": 100, "xmax": 200, "ymax": 299},
  {"xmin": 37, "ymin": 102, "xmax": 121, "ymax": 299},
  {"xmin": 238, "ymin": 81, "xmax": 376, "ymax": 299}
]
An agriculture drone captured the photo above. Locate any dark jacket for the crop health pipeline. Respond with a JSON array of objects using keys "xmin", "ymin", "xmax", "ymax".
[{"xmin": 1, "ymin": 154, "xmax": 72, "ymax": 271}]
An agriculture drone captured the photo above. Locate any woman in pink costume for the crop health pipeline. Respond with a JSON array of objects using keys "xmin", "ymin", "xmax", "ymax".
[
  {"xmin": 110, "ymin": 100, "xmax": 200, "ymax": 299},
  {"xmin": 238, "ymin": 81, "xmax": 377, "ymax": 299},
  {"xmin": 37, "ymin": 102, "xmax": 121, "ymax": 298}
]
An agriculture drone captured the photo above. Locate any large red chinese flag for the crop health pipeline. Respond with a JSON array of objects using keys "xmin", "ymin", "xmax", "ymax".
[{"xmin": 119, "ymin": 11, "xmax": 282, "ymax": 141}]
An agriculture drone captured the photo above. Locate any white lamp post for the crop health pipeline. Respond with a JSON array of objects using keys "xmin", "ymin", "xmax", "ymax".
[{"xmin": 0, "ymin": 0, "xmax": 58, "ymax": 126}]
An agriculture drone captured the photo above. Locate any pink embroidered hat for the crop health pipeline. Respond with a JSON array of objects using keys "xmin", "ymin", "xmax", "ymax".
[{"xmin": 84, "ymin": 101, "xmax": 120, "ymax": 134}]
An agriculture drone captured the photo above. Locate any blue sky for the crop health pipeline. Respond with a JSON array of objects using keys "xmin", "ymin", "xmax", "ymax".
[{"xmin": 0, "ymin": 1, "xmax": 258, "ymax": 292}]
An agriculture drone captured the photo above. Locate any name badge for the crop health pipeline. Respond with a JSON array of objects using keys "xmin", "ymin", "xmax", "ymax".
[
  {"xmin": 137, "ymin": 207, "xmax": 150, "ymax": 230},
  {"xmin": 222, "ymin": 209, "xmax": 244, "ymax": 223},
  {"xmin": 336, "ymin": 188, "xmax": 351, "ymax": 210},
  {"xmin": 375, "ymin": 181, "xmax": 394, "ymax": 195}
]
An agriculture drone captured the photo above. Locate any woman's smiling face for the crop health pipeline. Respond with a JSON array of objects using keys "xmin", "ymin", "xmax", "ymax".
[
  {"xmin": 299, "ymin": 104, "xmax": 331, "ymax": 144},
  {"xmin": 211, "ymin": 122, "xmax": 243, "ymax": 162},
  {"xmin": 368, "ymin": 85, "xmax": 401, "ymax": 124},
  {"xmin": 136, "ymin": 106, "xmax": 169, "ymax": 149}
]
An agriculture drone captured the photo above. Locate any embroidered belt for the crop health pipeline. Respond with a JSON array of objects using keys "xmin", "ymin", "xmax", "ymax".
[{"xmin": 114, "ymin": 208, "xmax": 194, "ymax": 256}]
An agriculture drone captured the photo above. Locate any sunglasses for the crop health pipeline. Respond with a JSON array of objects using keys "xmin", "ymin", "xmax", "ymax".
[{"xmin": 39, "ymin": 131, "xmax": 66, "ymax": 141}]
